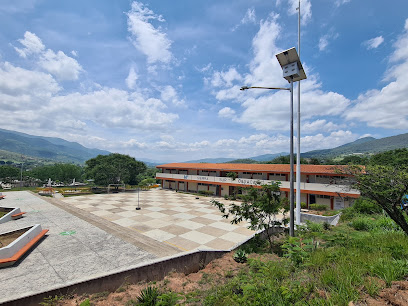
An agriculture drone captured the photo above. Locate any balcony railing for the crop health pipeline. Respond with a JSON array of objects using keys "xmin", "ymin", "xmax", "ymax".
[{"xmin": 156, "ymin": 173, "xmax": 359, "ymax": 196}]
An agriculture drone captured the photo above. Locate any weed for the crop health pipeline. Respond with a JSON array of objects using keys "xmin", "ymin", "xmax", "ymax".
[
  {"xmin": 40, "ymin": 295, "xmax": 64, "ymax": 306},
  {"xmin": 157, "ymin": 291, "xmax": 180, "ymax": 305},
  {"xmin": 163, "ymin": 278, "xmax": 170, "ymax": 286},
  {"xmin": 91, "ymin": 291, "xmax": 109, "ymax": 301},
  {"xmin": 233, "ymin": 249, "xmax": 248, "ymax": 263},
  {"xmin": 224, "ymin": 269, "xmax": 234, "ymax": 278},
  {"xmin": 199, "ymin": 272, "xmax": 212, "ymax": 285},
  {"xmin": 137, "ymin": 286, "xmax": 160, "ymax": 305},
  {"xmin": 79, "ymin": 299, "xmax": 91, "ymax": 306},
  {"xmin": 349, "ymin": 216, "xmax": 373, "ymax": 231}
]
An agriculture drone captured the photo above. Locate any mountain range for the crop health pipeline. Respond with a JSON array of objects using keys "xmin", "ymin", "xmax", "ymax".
[
  {"xmin": 0, "ymin": 128, "xmax": 407, "ymax": 165},
  {"xmin": 0, "ymin": 128, "xmax": 109, "ymax": 164}
]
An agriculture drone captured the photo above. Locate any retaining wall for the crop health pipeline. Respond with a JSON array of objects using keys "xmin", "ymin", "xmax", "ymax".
[{"xmin": 3, "ymin": 249, "xmax": 229, "ymax": 306}]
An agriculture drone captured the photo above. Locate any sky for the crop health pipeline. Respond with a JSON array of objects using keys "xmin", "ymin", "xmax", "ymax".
[{"xmin": 0, "ymin": 0, "xmax": 407, "ymax": 163}]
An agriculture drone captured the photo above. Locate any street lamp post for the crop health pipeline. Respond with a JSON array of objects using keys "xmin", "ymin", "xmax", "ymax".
[
  {"xmin": 241, "ymin": 47, "xmax": 306, "ymax": 237},
  {"xmin": 276, "ymin": 47, "xmax": 307, "ymax": 236}
]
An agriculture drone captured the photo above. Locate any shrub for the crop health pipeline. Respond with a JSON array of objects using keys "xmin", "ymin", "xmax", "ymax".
[
  {"xmin": 198, "ymin": 190, "xmax": 214, "ymax": 196},
  {"xmin": 233, "ymin": 249, "xmax": 248, "ymax": 263},
  {"xmin": 349, "ymin": 216, "xmax": 374, "ymax": 231},
  {"xmin": 353, "ymin": 197, "xmax": 382, "ymax": 214},
  {"xmin": 300, "ymin": 202, "xmax": 307, "ymax": 209},
  {"xmin": 305, "ymin": 220, "xmax": 324, "ymax": 233},
  {"xmin": 309, "ymin": 204, "xmax": 327, "ymax": 211},
  {"xmin": 137, "ymin": 286, "xmax": 159, "ymax": 305}
]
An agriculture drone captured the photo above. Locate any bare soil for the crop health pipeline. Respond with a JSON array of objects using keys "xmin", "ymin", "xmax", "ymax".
[
  {"xmin": 57, "ymin": 252, "xmax": 279, "ymax": 305},
  {"xmin": 0, "ymin": 228, "xmax": 27, "ymax": 248},
  {"xmin": 55, "ymin": 252, "xmax": 408, "ymax": 305}
]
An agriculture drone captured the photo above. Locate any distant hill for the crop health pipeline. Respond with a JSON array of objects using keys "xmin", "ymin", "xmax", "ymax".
[
  {"xmin": 0, "ymin": 128, "xmax": 110, "ymax": 164},
  {"xmin": 302, "ymin": 134, "xmax": 408, "ymax": 158},
  {"xmin": 184, "ymin": 152, "xmax": 287, "ymax": 164}
]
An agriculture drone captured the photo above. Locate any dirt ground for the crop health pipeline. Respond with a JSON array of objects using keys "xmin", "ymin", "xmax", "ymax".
[
  {"xmin": 0, "ymin": 228, "xmax": 26, "ymax": 247},
  {"xmin": 57, "ymin": 252, "xmax": 279, "ymax": 305},
  {"xmin": 56, "ymin": 252, "xmax": 408, "ymax": 305}
]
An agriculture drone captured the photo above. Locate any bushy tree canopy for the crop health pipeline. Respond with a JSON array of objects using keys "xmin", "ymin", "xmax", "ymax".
[
  {"xmin": 29, "ymin": 164, "xmax": 83, "ymax": 182},
  {"xmin": 342, "ymin": 164, "xmax": 408, "ymax": 235},
  {"xmin": 0, "ymin": 165, "xmax": 20, "ymax": 180},
  {"xmin": 85, "ymin": 153, "xmax": 146, "ymax": 186}
]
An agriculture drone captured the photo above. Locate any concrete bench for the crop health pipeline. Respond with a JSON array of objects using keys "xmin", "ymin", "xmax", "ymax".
[
  {"xmin": 0, "ymin": 229, "xmax": 48, "ymax": 267},
  {"xmin": 11, "ymin": 212, "xmax": 26, "ymax": 220}
]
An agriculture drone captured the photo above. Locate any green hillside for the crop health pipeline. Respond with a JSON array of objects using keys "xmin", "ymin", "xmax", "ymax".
[
  {"xmin": 302, "ymin": 134, "xmax": 408, "ymax": 158},
  {"xmin": 0, "ymin": 128, "xmax": 110, "ymax": 164}
]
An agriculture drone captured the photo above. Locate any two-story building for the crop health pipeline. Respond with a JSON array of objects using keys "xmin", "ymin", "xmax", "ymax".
[{"xmin": 156, "ymin": 163, "xmax": 360, "ymax": 210}]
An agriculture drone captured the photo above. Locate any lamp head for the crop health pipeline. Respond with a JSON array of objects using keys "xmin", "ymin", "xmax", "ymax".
[{"xmin": 240, "ymin": 86, "xmax": 249, "ymax": 91}]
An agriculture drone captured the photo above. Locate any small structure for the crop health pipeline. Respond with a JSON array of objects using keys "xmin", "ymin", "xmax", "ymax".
[{"xmin": 0, "ymin": 224, "xmax": 48, "ymax": 267}]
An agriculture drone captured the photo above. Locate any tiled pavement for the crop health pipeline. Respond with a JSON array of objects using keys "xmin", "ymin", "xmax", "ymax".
[
  {"xmin": 61, "ymin": 189, "xmax": 260, "ymax": 252},
  {"xmin": 0, "ymin": 191, "xmax": 156, "ymax": 304}
]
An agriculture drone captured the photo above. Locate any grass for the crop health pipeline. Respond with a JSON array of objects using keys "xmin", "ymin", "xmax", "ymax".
[{"xmin": 199, "ymin": 213, "xmax": 408, "ymax": 305}]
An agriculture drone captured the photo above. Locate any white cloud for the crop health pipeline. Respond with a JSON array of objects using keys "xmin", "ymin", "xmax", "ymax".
[
  {"xmin": 335, "ymin": 0, "xmax": 351, "ymax": 7},
  {"xmin": 318, "ymin": 36, "xmax": 329, "ymax": 51},
  {"xmin": 287, "ymin": 0, "xmax": 312, "ymax": 25},
  {"xmin": 160, "ymin": 85, "xmax": 185, "ymax": 106},
  {"xmin": 14, "ymin": 32, "xmax": 82, "ymax": 81},
  {"xmin": 218, "ymin": 107, "xmax": 236, "ymax": 119},
  {"xmin": 302, "ymin": 119, "xmax": 340, "ymax": 133},
  {"xmin": 126, "ymin": 1, "xmax": 172, "ymax": 65},
  {"xmin": 210, "ymin": 67, "xmax": 243, "ymax": 87},
  {"xmin": 363, "ymin": 36, "xmax": 384, "ymax": 50},
  {"xmin": 39, "ymin": 49, "xmax": 82, "ymax": 81},
  {"xmin": 0, "ymin": 62, "xmax": 60, "ymax": 110},
  {"xmin": 126, "ymin": 66, "xmax": 138, "ymax": 89},
  {"xmin": 232, "ymin": 7, "xmax": 256, "ymax": 31},
  {"xmin": 345, "ymin": 19, "xmax": 408, "ymax": 129},
  {"xmin": 71, "ymin": 50, "xmax": 78, "ymax": 57},
  {"xmin": 122, "ymin": 139, "xmax": 147, "ymax": 149},
  {"xmin": 48, "ymin": 88, "xmax": 179, "ymax": 130},
  {"xmin": 318, "ymin": 31, "xmax": 339, "ymax": 52},
  {"xmin": 245, "ymin": 13, "xmax": 284, "ymax": 87},
  {"xmin": 14, "ymin": 31, "xmax": 45, "ymax": 58}
]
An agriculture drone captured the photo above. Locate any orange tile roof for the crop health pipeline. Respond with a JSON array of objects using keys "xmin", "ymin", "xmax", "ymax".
[{"xmin": 156, "ymin": 163, "xmax": 349, "ymax": 175}]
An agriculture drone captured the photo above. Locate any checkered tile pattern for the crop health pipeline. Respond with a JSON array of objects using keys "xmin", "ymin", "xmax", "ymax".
[{"xmin": 61, "ymin": 189, "xmax": 259, "ymax": 252}]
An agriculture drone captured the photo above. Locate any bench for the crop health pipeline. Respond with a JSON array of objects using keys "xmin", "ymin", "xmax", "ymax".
[
  {"xmin": 11, "ymin": 212, "xmax": 26, "ymax": 220},
  {"xmin": 0, "ymin": 229, "xmax": 49, "ymax": 267}
]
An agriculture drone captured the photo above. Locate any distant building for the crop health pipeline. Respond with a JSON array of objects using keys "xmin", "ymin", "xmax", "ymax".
[{"xmin": 156, "ymin": 163, "xmax": 360, "ymax": 210}]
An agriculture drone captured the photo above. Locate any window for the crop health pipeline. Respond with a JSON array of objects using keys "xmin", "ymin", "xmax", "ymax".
[{"xmin": 317, "ymin": 194, "xmax": 331, "ymax": 199}]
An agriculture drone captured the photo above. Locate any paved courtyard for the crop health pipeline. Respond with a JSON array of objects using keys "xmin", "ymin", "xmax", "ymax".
[
  {"xmin": 0, "ymin": 191, "xmax": 156, "ymax": 304},
  {"xmin": 61, "ymin": 189, "xmax": 258, "ymax": 252}
]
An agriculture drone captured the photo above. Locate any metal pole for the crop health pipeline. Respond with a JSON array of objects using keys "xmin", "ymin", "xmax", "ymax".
[
  {"xmin": 296, "ymin": 0, "xmax": 301, "ymax": 225},
  {"xmin": 136, "ymin": 187, "xmax": 141, "ymax": 210},
  {"xmin": 290, "ymin": 78, "xmax": 295, "ymax": 237}
]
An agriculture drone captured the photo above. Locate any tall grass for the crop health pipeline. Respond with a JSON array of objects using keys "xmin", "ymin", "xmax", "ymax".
[{"xmin": 202, "ymin": 214, "xmax": 408, "ymax": 306}]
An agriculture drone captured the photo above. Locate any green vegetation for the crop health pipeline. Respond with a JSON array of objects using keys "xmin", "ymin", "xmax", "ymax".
[
  {"xmin": 199, "ymin": 211, "xmax": 408, "ymax": 305},
  {"xmin": 0, "ymin": 165, "xmax": 20, "ymax": 180},
  {"xmin": 29, "ymin": 164, "xmax": 83, "ymax": 182},
  {"xmin": 212, "ymin": 183, "xmax": 289, "ymax": 249},
  {"xmin": 85, "ymin": 153, "xmax": 147, "ymax": 185},
  {"xmin": 309, "ymin": 204, "xmax": 327, "ymax": 211}
]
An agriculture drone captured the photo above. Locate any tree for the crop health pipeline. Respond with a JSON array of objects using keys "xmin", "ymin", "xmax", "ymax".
[
  {"xmin": 211, "ymin": 182, "xmax": 289, "ymax": 249},
  {"xmin": 369, "ymin": 148, "xmax": 408, "ymax": 167},
  {"xmin": 85, "ymin": 153, "xmax": 146, "ymax": 186},
  {"xmin": 0, "ymin": 165, "xmax": 20, "ymax": 180},
  {"xmin": 29, "ymin": 164, "xmax": 83, "ymax": 182},
  {"xmin": 342, "ymin": 164, "xmax": 408, "ymax": 235}
]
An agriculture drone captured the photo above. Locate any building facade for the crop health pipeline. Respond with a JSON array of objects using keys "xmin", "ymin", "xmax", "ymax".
[{"xmin": 156, "ymin": 163, "xmax": 360, "ymax": 210}]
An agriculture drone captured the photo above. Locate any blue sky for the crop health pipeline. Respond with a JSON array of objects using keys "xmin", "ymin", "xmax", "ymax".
[{"xmin": 0, "ymin": 0, "xmax": 407, "ymax": 163}]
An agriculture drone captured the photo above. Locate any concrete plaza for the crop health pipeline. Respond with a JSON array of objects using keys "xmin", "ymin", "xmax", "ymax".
[
  {"xmin": 61, "ymin": 189, "xmax": 258, "ymax": 253},
  {"xmin": 0, "ymin": 189, "xmax": 275, "ymax": 304},
  {"xmin": 0, "ymin": 191, "xmax": 156, "ymax": 304}
]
